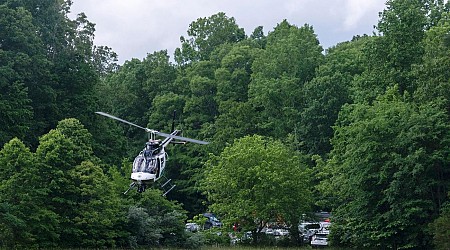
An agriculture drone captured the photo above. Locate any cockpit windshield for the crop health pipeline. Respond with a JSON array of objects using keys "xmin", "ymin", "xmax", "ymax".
[{"xmin": 133, "ymin": 154, "xmax": 161, "ymax": 174}]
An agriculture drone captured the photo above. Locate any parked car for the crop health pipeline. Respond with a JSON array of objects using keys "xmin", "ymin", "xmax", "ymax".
[
  {"xmin": 274, "ymin": 228, "xmax": 289, "ymax": 237},
  {"xmin": 185, "ymin": 222, "xmax": 200, "ymax": 232},
  {"xmin": 242, "ymin": 231, "xmax": 253, "ymax": 241},
  {"xmin": 203, "ymin": 213, "xmax": 222, "ymax": 229},
  {"xmin": 299, "ymin": 222, "xmax": 321, "ymax": 243},
  {"xmin": 319, "ymin": 221, "xmax": 331, "ymax": 234},
  {"xmin": 311, "ymin": 232, "xmax": 328, "ymax": 247},
  {"xmin": 264, "ymin": 227, "xmax": 274, "ymax": 235}
]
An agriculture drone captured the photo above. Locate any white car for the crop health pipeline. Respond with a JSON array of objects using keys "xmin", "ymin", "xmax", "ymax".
[
  {"xmin": 311, "ymin": 233, "xmax": 328, "ymax": 247},
  {"xmin": 185, "ymin": 222, "xmax": 200, "ymax": 232},
  {"xmin": 264, "ymin": 228, "xmax": 274, "ymax": 235},
  {"xmin": 299, "ymin": 222, "xmax": 321, "ymax": 243},
  {"xmin": 319, "ymin": 221, "xmax": 331, "ymax": 234},
  {"xmin": 274, "ymin": 228, "xmax": 289, "ymax": 236}
]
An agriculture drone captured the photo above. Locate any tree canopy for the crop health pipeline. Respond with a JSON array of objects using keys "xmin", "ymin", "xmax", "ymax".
[
  {"xmin": 1, "ymin": 0, "xmax": 450, "ymax": 248},
  {"xmin": 201, "ymin": 135, "xmax": 312, "ymax": 238}
]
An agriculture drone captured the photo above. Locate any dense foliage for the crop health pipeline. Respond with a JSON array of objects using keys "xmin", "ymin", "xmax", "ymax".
[
  {"xmin": 201, "ymin": 135, "xmax": 312, "ymax": 244},
  {"xmin": 1, "ymin": 0, "xmax": 449, "ymax": 248}
]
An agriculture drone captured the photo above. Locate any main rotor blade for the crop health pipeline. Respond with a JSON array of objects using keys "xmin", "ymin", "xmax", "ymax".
[
  {"xmin": 96, "ymin": 111, "xmax": 209, "ymax": 145},
  {"xmin": 95, "ymin": 112, "xmax": 150, "ymax": 132},
  {"xmin": 156, "ymin": 131, "xmax": 209, "ymax": 145}
]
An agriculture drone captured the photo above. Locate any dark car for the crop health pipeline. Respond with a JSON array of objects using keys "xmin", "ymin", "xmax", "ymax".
[
  {"xmin": 203, "ymin": 213, "xmax": 223, "ymax": 229},
  {"xmin": 299, "ymin": 222, "xmax": 321, "ymax": 243}
]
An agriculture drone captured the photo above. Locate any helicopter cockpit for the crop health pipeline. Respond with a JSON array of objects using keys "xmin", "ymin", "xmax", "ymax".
[{"xmin": 144, "ymin": 140, "xmax": 161, "ymax": 156}]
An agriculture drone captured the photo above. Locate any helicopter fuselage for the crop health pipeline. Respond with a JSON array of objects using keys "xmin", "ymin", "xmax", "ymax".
[
  {"xmin": 131, "ymin": 142, "xmax": 167, "ymax": 184},
  {"xmin": 128, "ymin": 130, "xmax": 180, "ymax": 193}
]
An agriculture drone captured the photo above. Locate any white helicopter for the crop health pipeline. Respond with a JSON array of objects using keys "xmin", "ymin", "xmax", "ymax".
[{"xmin": 95, "ymin": 112, "xmax": 208, "ymax": 195}]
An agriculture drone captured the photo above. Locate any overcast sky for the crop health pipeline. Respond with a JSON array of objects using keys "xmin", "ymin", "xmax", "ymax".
[{"xmin": 68, "ymin": 0, "xmax": 387, "ymax": 64}]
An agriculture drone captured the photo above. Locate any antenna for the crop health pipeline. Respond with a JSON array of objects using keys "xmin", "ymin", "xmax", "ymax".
[{"xmin": 171, "ymin": 110, "xmax": 176, "ymax": 132}]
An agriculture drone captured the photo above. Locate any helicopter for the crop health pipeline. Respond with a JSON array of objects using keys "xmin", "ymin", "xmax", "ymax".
[{"xmin": 95, "ymin": 111, "xmax": 208, "ymax": 195}]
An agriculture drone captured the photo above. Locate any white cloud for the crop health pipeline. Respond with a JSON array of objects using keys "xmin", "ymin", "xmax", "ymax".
[
  {"xmin": 343, "ymin": 0, "xmax": 383, "ymax": 31},
  {"xmin": 69, "ymin": 0, "xmax": 386, "ymax": 64}
]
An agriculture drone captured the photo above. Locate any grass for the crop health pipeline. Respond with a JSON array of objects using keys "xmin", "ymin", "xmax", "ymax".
[{"xmin": 200, "ymin": 246, "xmax": 352, "ymax": 250}]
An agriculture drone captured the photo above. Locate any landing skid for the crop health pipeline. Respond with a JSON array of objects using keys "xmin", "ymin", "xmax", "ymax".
[
  {"xmin": 160, "ymin": 176, "xmax": 176, "ymax": 196},
  {"xmin": 123, "ymin": 177, "xmax": 175, "ymax": 196},
  {"xmin": 124, "ymin": 182, "xmax": 136, "ymax": 195},
  {"xmin": 123, "ymin": 182, "xmax": 148, "ymax": 194}
]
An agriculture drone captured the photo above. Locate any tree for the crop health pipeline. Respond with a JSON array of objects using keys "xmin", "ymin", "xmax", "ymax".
[
  {"xmin": 35, "ymin": 118, "xmax": 98, "ymax": 247},
  {"xmin": 352, "ymin": 0, "xmax": 445, "ymax": 104},
  {"xmin": 321, "ymin": 87, "xmax": 450, "ymax": 248},
  {"xmin": 92, "ymin": 45, "xmax": 119, "ymax": 77},
  {"xmin": 430, "ymin": 196, "xmax": 450, "ymax": 250},
  {"xmin": 97, "ymin": 51, "xmax": 177, "ymax": 153},
  {"xmin": 209, "ymin": 102, "xmax": 258, "ymax": 154},
  {"xmin": 183, "ymin": 61, "xmax": 218, "ymax": 131},
  {"xmin": 201, "ymin": 135, "xmax": 312, "ymax": 244},
  {"xmin": 126, "ymin": 189, "xmax": 187, "ymax": 248},
  {"xmin": 175, "ymin": 12, "xmax": 246, "ymax": 64},
  {"xmin": 413, "ymin": 12, "xmax": 450, "ymax": 111},
  {"xmin": 0, "ymin": 138, "xmax": 58, "ymax": 248},
  {"xmin": 0, "ymin": 1, "xmax": 120, "ymax": 148},
  {"xmin": 249, "ymin": 26, "xmax": 267, "ymax": 49},
  {"xmin": 249, "ymin": 20, "xmax": 323, "ymax": 138},
  {"xmin": 0, "ymin": 5, "xmax": 42, "ymax": 146},
  {"xmin": 298, "ymin": 37, "xmax": 369, "ymax": 156},
  {"xmin": 66, "ymin": 160, "xmax": 123, "ymax": 248},
  {"xmin": 375, "ymin": 0, "xmax": 429, "ymax": 95},
  {"xmin": 210, "ymin": 44, "xmax": 259, "ymax": 152},
  {"xmin": 148, "ymin": 92, "xmax": 186, "ymax": 132},
  {"xmin": 96, "ymin": 58, "xmax": 145, "ymax": 132}
]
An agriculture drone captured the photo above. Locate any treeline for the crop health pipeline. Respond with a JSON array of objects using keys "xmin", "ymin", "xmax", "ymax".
[{"xmin": 1, "ymin": 0, "xmax": 450, "ymax": 249}]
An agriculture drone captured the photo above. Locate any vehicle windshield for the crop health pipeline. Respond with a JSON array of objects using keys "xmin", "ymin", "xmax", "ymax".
[
  {"xmin": 314, "ymin": 234, "xmax": 328, "ymax": 239},
  {"xmin": 305, "ymin": 224, "xmax": 320, "ymax": 230}
]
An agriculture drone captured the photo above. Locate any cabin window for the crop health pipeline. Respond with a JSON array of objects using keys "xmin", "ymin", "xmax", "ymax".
[{"xmin": 133, "ymin": 156, "xmax": 144, "ymax": 173}]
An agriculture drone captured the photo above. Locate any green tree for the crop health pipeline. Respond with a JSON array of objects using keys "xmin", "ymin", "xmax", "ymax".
[
  {"xmin": 209, "ymin": 102, "xmax": 258, "ymax": 154},
  {"xmin": 377, "ymin": 0, "xmax": 429, "ymax": 68},
  {"xmin": 35, "ymin": 118, "xmax": 98, "ymax": 247},
  {"xmin": 0, "ymin": 138, "xmax": 58, "ymax": 248},
  {"xmin": 214, "ymin": 44, "xmax": 255, "ymax": 105},
  {"xmin": 0, "ymin": 5, "xmax": 42, "ymax": 145},
  {"xmin": 96, "ymin": 58, "xmax": 144, "ymax": 134},
  {"xmin": 66, "ymin": 160, "xmax": 123, "ymax": 248},
  {"xmin": 352, "ymin": 0, "xmax": 445, "ymax": 103},
  {"xmin": 414, "ymin": 12, "xmax": 450, "ymax": 110},
  {"xmin": 249, "ymin": 20, "xmax": 323, "ymax": 138},
  {"xmin": 98, "ymin": 51, "xmax": 176, "ymax": 153},
  {"xmin": 430, "ymin": 195, "xmax": 450, "ymax": 250},
  {"xmin": 148, "ymin": 92, "xmax": 186, "ymax": 132},
  {"xmin": 175, "ymin": 12, "xmax": 246, "ymax": 64},
  {"xmin": 201, "ymin": 135, "xmax": 312, "ymax": 244},
  {"xmin": 298, "ymin": 37, "xmax": 369, "ymax": 156},
  {"xmin": 183, "ymin": 61, "xmax": 218, "ymax": 131},
  {"xmin": 89, "ymin": 111, "xmax": 128, "ymax": 165},
  {"xmin": 127, "ymin": 189, "xmax": 187, "ymax": 248},
  {"xmin": 0, "ymin": 1, "xmax": 117, "ymax": 148},
  {"xmin": 2, "ymin": 0, "xmax": 126, "ymax": 152},
  {"xmin": 321, "ymin": 87, "xmax": 450, "ymax": 249},
  {"xmin": 249, "ymin": 26, "xmax": 267, "ymax": 49},
  {"xmin": 92, "ymin": 45, "xmax": 119, "ymax": 77},
  {"xmin": 167, "ymin": 58, "xmax": 219, "ymax": 217},
  {"xmin": 210, "ymin": 44, "xmax": 259, "ymax": 152},
  {"xmin": 375, "ymin": 0, "xmax": 429, "ymax": 94}
]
